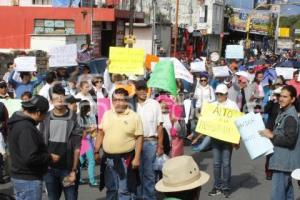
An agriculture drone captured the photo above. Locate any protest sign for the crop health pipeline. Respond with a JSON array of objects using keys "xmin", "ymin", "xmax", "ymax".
[
  {"xmin": 225, "ymin": 45, "xmax": 244, "ymax": 59},
  {"xmin": 235, "ymin": 113, "xmax": 274, "ymax": 160},
  {"xmin": 147, "ymin": 60, "xmax": 177, "ymax": 95},
  {"xmin": 190, "ymin": 61, "xmax": 206, "ymax": 72},
  {"xmin": 196, "ymin": 103, "xmax": 243, "ymax": 144},
  {"xmin": 49, "ymin": 44, "xmax": 77, "ymax": 67},
  {"xmin": 97, "ymin": 98, "xmax": 111, "ymax": 125},
  {"xmin": 0, "ymin": 99, "xmax": 22, "ymax": 117},
  {"xmin": 160, "ymin": 57, "xmax": 194, "ymax": 83},
  {"xmin": 212, "ymin": 66, "xmax": 230, "ymax": 77},
  {"xmin": 183, "ymin": 99, "xmax": 192, "ymax": 124},
  {"xmin": 145, "ymin": 54, "xmax": 159, "ymax": 71},
  {"xmin": 275, "ymin": 67, "xmax": 296, "ymax": 80},
  {"xmin": 14, "ymin": 57, "xmax": 37, "ymax": 72},
  {"xmin": 109, "ymin": 47, "xmax": 145, "ymax": 75}
]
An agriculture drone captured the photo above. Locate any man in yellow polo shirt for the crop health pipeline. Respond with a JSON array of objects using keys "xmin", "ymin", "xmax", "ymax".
[{"xmin": 94, "ymin": 88, "xmax": 143, "ymax": 200}]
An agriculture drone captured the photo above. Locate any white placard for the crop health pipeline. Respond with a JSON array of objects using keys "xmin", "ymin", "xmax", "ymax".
[
  {"xmin": 212, "ymin": 66, "xmax": 230, "ymax": 77},
  {"xmin": 235, "ymin": 113, "xmax": 274, "ymax": 160},
  {"xmin": 49, "ymin": 44, "xmax": 78, "ymax": 67},
  {"xmin": 275, "ymin": 67, "xmax": 296, "ymax": 80},
  {"xmin": 14, "ymin": 57, "xmax": 37, "ymax": 72},
  {"xmin": 225, "ymin": 45, "xmax": 244, "ymax": 59},
  {"xmin": 183, "ymin": 99, "xmax": 192, "ymax": 124},
  {"xmin": 160, "ymin": 57, "xmax": 194, "ymax": 83},
  {"xmin": 191, "ymin": 61, "xmax": 206, "ymax": 72},
  {"xmin": 171, "ymin": 58, "xmax": 193, "ymax": 83}
]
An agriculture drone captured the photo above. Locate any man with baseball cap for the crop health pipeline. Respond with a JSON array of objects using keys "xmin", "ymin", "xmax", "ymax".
[{"xmin": 8, "ymin": 95, "xmax": 60, "ymax": 200}]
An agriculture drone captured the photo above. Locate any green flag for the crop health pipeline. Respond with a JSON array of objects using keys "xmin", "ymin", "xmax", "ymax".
[{"xmin": 147, "ymin": 60, "xmax": 177, "ymax": 95}]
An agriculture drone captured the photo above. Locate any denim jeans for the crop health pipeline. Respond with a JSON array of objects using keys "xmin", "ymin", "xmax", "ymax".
[
  {"xmin": 44, "ymin": 168, "xmax": 77, "ymax": 200},
  {"xmin": 271, "ymin": 171, "xmax": 294, "ymax": 200},
  {"xmin": 80, "ymin": 148, "xmax": 96, "ymax": 184},
  {"xmin": 212, "ymin": 139, "xmax": 233, "ymax": 190},
  {"xmin": 12, "ymin": 178, "xmax": 43, "ymax": 200},
  {"xmin": 105, "ymin": 157, "xmax": 136, "ymax": 200},
  {"xmin": 137, "ymin": 140, "xmax": 157, "ymax": 200},
  {"xmin": 192, "ymin": 136, "xmax": 211, "ymax": 152}
]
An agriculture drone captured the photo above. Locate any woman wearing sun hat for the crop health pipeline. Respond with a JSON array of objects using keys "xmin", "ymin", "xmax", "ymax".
[{"xmin": 155, "ymin": 155, "xmax": 209, "ymax": 200}]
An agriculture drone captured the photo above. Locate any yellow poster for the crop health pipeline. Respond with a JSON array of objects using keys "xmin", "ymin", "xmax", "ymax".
[
  {"xmin": 195, "ymin": 103, "xmax": 243, "ymax": 144},
  {"xmin": 109, "ymin": 47, "xmax": 145, "ymax": 75}
]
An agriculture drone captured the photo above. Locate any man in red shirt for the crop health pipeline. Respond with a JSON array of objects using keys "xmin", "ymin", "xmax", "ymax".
[{"xmin": 287, "ymin": 70, "xmax": 300, "ymax": 96}]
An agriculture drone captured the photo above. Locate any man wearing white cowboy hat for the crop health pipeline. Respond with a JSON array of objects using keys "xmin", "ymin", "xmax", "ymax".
[{"xmin": 155, "ymin": 155, "xmax": 209, "ymax": 200}]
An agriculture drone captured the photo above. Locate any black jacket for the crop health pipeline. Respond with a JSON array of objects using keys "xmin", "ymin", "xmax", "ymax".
[{"xmin": 8, "ymin": 111, "xmax": 51, "ymax": 180}]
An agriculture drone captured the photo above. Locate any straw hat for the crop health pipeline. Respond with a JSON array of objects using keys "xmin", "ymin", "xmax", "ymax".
[
  {"xmin": 155, "ymin": 156, "xmax": 209, "ymax": 192},
  {"xmin": 292, "ymin": 169, "xmax": 300, "ymax": 180}
]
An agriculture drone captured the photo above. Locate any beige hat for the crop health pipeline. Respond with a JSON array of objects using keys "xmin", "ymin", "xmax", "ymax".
[
  {"xmin": 215, "ymin": 84, "xmax": 228, "ymax": 94},
  {"xmin": 292, "ymin": 169, "xmax": 300, "ymax": 180},
  {"xmin": 155, "ymin": 156, "xmax": 209, "ymax": 192}
]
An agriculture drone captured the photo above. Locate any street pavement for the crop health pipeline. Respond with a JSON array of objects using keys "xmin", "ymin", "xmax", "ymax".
[{"xmin": 1, "ymin": 144, "xmax": 300, "ymax": 200}]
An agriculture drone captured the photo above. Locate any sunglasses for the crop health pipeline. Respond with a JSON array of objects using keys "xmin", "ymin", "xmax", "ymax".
[
  {"xmin": 200, "ymin": 79, "xmax": 208, "ymax": 82},
  {"xmin": 215, "ymin": 93, "xmax": 226, "ymax": 96}
]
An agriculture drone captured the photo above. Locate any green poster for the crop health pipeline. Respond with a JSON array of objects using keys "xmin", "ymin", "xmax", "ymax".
[{"xmin": 147, "ymin": 60, "xmax": 177, "ymax": 95}]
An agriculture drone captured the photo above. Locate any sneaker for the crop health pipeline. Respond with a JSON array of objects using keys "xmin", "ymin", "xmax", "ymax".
[
  {"xmin": 208, "ymin": 188, "xmax": 222, "ymax": 196},
  {"xmin": 223, "ymin": 189, "xmax": 230, "ymax": 198},
  {"xmin": 89, "ymin": 182, "xmax": 99, "ymax": 188}
]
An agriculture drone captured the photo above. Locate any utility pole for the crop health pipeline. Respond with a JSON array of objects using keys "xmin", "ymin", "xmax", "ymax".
[
  {"xmin": 173, "ymin": 0, "xmax": 179, "ymax": 57},
  {"xmin": 152, "ymin": 0, "xmax": 157, "ymax": 55},
  {"xmin": 128, "ymin": 0, "xmax": 135, "ymax": 48}
]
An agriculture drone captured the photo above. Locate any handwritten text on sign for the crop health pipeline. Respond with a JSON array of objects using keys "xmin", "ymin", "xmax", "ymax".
[
  {"xmin": 196, "ymin": 103, "xmax": 243, "ymax": 144},
  {"xmin": 235, "ymin": 113, "xmax": 274, "ymax": 160},
  {"xmin": 109, "ymin": 47, "xmax": 145, "ymax": 75},
  {"xmin": 49, "ymin": 44, "xmax": 78, "ymax": 67}
]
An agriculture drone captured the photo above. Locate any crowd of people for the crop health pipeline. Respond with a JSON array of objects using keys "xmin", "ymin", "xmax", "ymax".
[{"xmin": 0, "ymin": 48, "xmax": 300, "ymax": 200}]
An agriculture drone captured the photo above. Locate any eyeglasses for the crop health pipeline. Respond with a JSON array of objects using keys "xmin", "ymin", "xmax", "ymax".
[{"xmin": 200, "ymin": 79, "xmax": 208, "ymax": 82}]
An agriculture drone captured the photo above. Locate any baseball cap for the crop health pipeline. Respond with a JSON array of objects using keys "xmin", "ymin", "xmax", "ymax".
[
  {"xmin": 22, "ymin": 95, "xmax": 49, "ymax": 113},
  {"xmin": 65, "ymin": 95, "xmax": 81, "ymax": 104},
  {"xmin": 215, "ymin": 84, "xmax": 228, "ymax": 94},
  {"xmin": 236, "ymin": 71, "xmax": 250, "ymax": 81}
]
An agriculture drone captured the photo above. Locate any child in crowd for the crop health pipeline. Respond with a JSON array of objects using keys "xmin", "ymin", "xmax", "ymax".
[{"xmin": 78, "ymin": 100, "xmax": 98, "ymax": 187}]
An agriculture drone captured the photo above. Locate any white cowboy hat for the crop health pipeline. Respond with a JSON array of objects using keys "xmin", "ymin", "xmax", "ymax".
[
  {"xmin": 155, "ymin": 155, "xmax": 209, "ymax": 192},
  {"xmin": 292, "ymin": 169, "xmax": 300, "ymax": 180}
]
